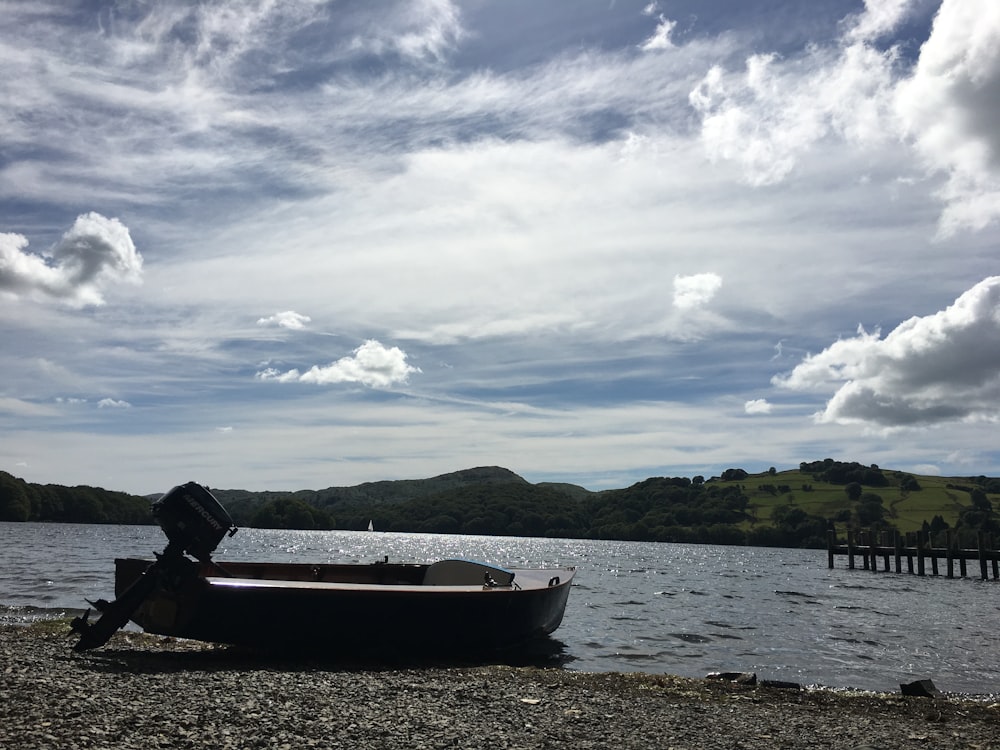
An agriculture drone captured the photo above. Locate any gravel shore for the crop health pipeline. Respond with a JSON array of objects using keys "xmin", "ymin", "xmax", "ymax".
[{"xmin": 2, "ymin": 624, "xmax": 997, "ymax": 749}]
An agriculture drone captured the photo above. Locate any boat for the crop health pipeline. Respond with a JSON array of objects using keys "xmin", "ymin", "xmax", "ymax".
[{"xmin": 71, "ymin": 481, "xmax": 575, "ymax": 655}]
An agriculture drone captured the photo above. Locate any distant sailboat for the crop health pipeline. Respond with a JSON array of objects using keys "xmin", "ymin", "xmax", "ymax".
[{"xmin": 367, "ymin": 519, "xmax": 374, "ymax": 532}]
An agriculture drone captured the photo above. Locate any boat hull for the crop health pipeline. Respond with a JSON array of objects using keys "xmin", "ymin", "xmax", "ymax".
[{"xmin": 115, "ymin": 558, "xmax": 574, "ymax": 654}]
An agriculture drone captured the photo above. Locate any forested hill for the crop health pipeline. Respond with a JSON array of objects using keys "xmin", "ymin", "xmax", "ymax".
[
  {"xmin": 2, "ymin": 462, "xmax": 999, "ymax": 550},
  {"xmin": 0, "ymin": 470, "xmax": 153, "ymax": 524}
]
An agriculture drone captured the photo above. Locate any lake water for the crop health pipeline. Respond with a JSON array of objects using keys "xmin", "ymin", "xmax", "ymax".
[{"xmin": 2, "ymin": 522, "xmax": 998, "ymax": 695}]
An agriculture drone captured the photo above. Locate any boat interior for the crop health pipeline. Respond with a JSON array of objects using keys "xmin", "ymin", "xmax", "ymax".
[{"xmin": 116, "ymin": 557, "xmax": 518, "ymax": 588}]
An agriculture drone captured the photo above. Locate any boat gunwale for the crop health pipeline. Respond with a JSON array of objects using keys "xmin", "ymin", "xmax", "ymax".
[
  {"xmin": 114, "ymin": 557, "xmax": 575, "ymax": 591},
  {"xmin": 204, "ymin": 567, "xmax": 575, "ymax": 594}
]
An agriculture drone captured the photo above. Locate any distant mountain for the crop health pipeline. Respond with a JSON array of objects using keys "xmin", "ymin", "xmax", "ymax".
[
  {"xmin": 211, "ymin": 465, "xmax": 539, "ymax": 516},
  {"xmin": 315, "ymin": 465, "xmax": 533, "ymax": 506}
]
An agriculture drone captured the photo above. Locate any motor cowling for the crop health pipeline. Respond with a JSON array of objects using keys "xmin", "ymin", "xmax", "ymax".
[
  {"xmin": 73, "ymin": 480, "xmax": 237, "ymax": 651},
  {"xmin": 152, "ymin": 481, "xmax": 237, "ymax": 562}
]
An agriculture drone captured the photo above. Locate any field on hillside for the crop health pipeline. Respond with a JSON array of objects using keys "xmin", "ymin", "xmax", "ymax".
[{"xmin": 720, "ymin": 468, "xmax": 988, "ymax": 534}]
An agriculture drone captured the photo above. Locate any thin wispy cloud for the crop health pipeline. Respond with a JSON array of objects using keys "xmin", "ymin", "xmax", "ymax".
[{"xmin": 1, "ymin": 0, "xmax": 998, "ymax": 492}]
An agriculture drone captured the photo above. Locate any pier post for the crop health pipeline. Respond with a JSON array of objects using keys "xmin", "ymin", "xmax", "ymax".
[
  {"xmin": 827, "ymin": 529, "xmax": 836, "ymax": 569},
  {"xmin": 917, "ymin": 532, "xmax": 926, "ymax": 576},
  {"xmin": 946, "ymin": 530, "xmax": 954, "ymax": 579},
  {"xmin": 847, "ymin": 529, "xmax": 856, "ymax": 570},
  {"xmin": 991, "ymin": 535, "xmax": 999, "ymax": 580},
  {"xmin": 978, "ymin": 532, "xmax": 988, "ymax": 580},
  {"xmin": 930, "ymin": 532, "xmax": 939, "ymax": 576},
  {"xmin": 894, "ymin": 531, "xmax": 902, "ymax": 574}
]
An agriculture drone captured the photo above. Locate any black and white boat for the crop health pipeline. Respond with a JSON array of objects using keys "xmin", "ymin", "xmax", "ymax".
[{"xmin": 72, "ymin": 482, "xmax": 575, "ymax": 654}]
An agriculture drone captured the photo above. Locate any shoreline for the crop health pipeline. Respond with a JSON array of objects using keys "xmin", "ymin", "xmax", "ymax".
[
  {"xmin": 3, "ymin": 625, "xmax": 998, "ymax": 749},
  {"xmin": 5, "ymin": 613, "xmax": 999, "ymax": 700}
]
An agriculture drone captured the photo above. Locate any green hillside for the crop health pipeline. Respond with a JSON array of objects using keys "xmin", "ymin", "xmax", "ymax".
[{"xmin": 730, "ymin": 461, "xmax": 998, "ymax": 534}]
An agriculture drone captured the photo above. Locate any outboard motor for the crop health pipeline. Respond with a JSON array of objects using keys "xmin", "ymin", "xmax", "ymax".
[
  {"xmin": 71, "ymin": 482, "xmax": 237, "ymax": 651},
  {"xmin": 153, "ymin": 481, "xmax": 237, "ymax": 562}
]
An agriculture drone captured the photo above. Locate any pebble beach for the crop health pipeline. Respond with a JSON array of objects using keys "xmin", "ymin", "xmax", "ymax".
[{"xmin": 2, "ymin": 624, "xmax": 998, "ymax": 749}]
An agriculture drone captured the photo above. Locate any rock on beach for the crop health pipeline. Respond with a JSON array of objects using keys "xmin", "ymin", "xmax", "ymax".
[{"xmin": 1, "ymin": 624, "xmax": 998, "ymax": 749}]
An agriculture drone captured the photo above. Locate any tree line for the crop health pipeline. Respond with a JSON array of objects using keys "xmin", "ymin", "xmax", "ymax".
[
  {"xmin": 2, "ymin": 462, "xmax": 998, "ymax": 550},
  {"xmin": 0, "ymin": 471, "xmax": 152, "ymax": 524}
]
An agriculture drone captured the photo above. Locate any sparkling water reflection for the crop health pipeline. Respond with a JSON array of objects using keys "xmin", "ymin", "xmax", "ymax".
[{"xmin": 2, "ymin": 522, "xmax": 998, "ymax": 694}]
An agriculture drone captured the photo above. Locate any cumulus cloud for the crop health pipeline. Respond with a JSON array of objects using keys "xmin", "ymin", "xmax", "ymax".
[
  {"xmin": 0, "ymin": 213, "xmax": 142, "ymax": 307},
  {"xmin": 744, "ymin": 399, "xmax": 772, "ymax": 415},
  {"xmin": 689, "ymin": 0, "xmax": 1000, "ymax": 233},
  {"xmin": 773, "ymin": 276, "xmax": 1000, "ymax": 427},
  {"xmin": 98, "ymin": 398, "xmax": 132, "ymax": 409},
  {"xmin": 639, "ymin": 14, "xmax": 677, "ymax": 52},
  {"xmin": 257, "ymin": 310, "xmax": 312, "ymax": 330},
  {"xmin": 689, "ymin": 42, "xmax": 895, "ymax": 187},
  {"xmin": 673, "ymin": 273, "xmax": 722, "ymax": 310},
  {"xmin": 847, "ymin": 0, "xmax": 911, "ymax": 43},
  {"xmin": 257, "ymin": 339, "xmax": 420, "ymax": 388},
  {"xmin": 894, "ymin": 0, "xmax": 1000, "ymax": 234},
  {"xmin": 255, "ymin": 367, "xmax": 300, "ymax": 383}
]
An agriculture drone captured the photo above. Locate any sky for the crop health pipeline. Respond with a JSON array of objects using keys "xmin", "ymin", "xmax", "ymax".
[{"xmin": 2, "ymin": 0, "xmax": 999, "ymax": 496}]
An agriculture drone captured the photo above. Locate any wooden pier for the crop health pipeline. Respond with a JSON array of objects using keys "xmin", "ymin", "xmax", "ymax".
[{"xmin": 827, "ymin": 529, "xmax": 1000, "ymax": 580}]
